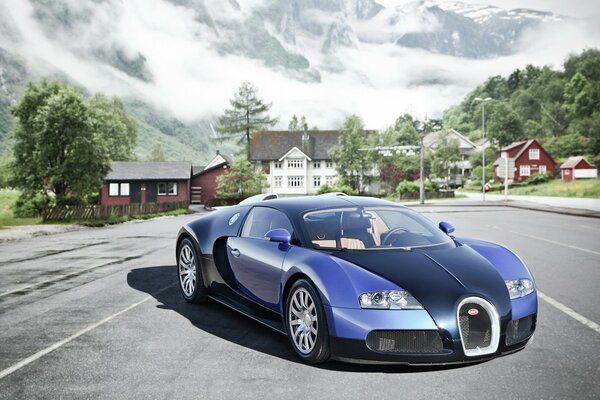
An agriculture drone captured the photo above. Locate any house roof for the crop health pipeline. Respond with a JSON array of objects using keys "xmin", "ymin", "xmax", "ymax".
[
  {"xmin": 560, "ymin": 156, "xmax": 596, "ymax": 169},
  {"xmin": 250, "ymin": 130, "xmax": 340, "ymax": 161},
  {"xmin": 423, "ymin": 129, "xmax": 479, "ymax": 150},
  {"xmin": 106, "ymin": 161, "xmax": 191, "ymax": 181},
  {"xmin": 192, "ymin": 165, "xmax": 206, "ymax": 176},
  {"xmin": 501, "ymin": 140, "xmax": 528, "ymax": 152}
]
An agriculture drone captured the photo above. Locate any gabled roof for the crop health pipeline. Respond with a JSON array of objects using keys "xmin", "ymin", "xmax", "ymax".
[
  {"xmin": 560, "ymin": 156, "xmax": 596, "ymax": 169},
  {"xmin": 423, "ymin": 129, "xmax": 479, "ymax": 151},
  {"xmin": 250, "ymin": 130, "xmax": 340, "ymax": 161},
  {"xmin": 501, "ymin": 140, "xmax": 528, "ymax": 152},
  {"xmin": 106, "ymin": 161, "xmax": 191, "ymax": 181},
  {"xmin": 278, "ymin": 146, "xmax": 312, "ymax": 161}
]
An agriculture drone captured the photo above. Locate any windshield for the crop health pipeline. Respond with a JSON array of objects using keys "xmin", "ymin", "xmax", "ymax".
[{"xmin": 302, "ymin": 206, "xmax": 452, "ymax": 250}]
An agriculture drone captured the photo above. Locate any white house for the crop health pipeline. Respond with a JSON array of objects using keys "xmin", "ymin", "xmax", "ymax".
[
  {"xmin": 250, "ymin": 130, "xmax": 340, "ymax": 196},
  {"xmin": 423, "ymin": 128, "xmax": 487, "ymax": 176}
]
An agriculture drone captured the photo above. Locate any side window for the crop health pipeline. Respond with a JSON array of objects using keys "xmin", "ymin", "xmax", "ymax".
[{"xmin": 241, "ymin": 207, "xmax": 294, "ymax": 239}]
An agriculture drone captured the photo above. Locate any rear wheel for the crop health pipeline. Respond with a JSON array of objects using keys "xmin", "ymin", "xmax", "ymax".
[
  {"xmin": 177, "ymin": 238, "xmax": 208, "ymax": 303},
  {"xmin": 285, "ymin": 279, "xmax": 330, "ymax": 364}
]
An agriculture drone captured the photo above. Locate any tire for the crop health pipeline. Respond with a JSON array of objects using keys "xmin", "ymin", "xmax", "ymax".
[
  {"xmin": 285, "ymin": 279, "xmax": 330, "ymax": 364},
  {"xmin": 177, "ymin": 238, "xmax": 208, "ymax": 303}
]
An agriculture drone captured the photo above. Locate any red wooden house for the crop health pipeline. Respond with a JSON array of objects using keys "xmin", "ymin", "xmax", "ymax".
[
  {"xmin": 190, "ymin": 152, "xmax": 232, "ymax": 204},
  {"xmin": 100, "ymin": 161, "xmax": 191, "ymax": 205},
  {"xmin": 560, "ymin": 157, "xmax": 597, "ymax": 181},
  {"xmin": 493, "ymin": 139, "xmax": 556, "ymax": 182}
]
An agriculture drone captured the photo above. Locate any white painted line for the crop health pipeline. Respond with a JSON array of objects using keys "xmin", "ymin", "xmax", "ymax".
[
  {"xmin": 508, "ymin": 230, "xmax": 600, "ymax": 257},
  {"xmin": 0, "ymin": 285, "xmax": 173, "ymax": 380},
  {"xmin": 539, "ymin": 291, "xmax": 600, "ymax": 335}
]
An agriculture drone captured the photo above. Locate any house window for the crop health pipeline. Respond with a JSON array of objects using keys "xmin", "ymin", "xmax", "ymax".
[
  {"xmin": 274, "ymin": 176, "xmax": 282, "ymax": 188},
  {"xmin": 288, "ymin": 176, "xmax": 304, "ymax": 188},
  {"xmin": 313, "ymin": 161, "xmax": 321, "ymax": 169},
  {"xmin": 325, "ymin": 175, "xmax": 335, "ymax": 185},
  {"xmin": 326, "ymin": 161, "xmax": 334, "ymax": 169},
  {"xmin": 520, "ymin": 165, "xmax": 531, "ymax": 177},
  {"xmin": 274, "ymin": 161, "xmax": 282, "ymax": 169},
  {"xmin": 109, "ymin": 182, "xmax": 129, "ymax": 196},
  {"xmin": 539, "ymin": 165, "xmax": 547, "ymax": 174},
  {"xmin": 287, "ymin": 159, "xmax": 304, "ymax": 169},
  {"xmin": 529, "ymin": 148, "xmax": 540, "ymax": 160},
  {"xmin": 158, "ymin": 182, "xmax": 178, "ymax": 196},
  {"xmin": 313, "ymin": 176, "xmax": 321, "ymax": 187}
]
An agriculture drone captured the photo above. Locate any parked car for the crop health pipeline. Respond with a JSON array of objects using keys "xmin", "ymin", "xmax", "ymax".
[{"xmin": 176, "ymin": 195, "xmax": 537, "ymax": 364}]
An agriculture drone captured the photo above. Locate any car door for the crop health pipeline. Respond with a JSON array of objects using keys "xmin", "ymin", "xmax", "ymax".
[{"xmin": 227, "ymin": 206, "xmax": 294, "ymax": 310}]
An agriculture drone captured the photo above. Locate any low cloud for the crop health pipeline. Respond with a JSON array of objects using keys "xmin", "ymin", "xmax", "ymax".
[{"xmin": 1, "ymin": 0, "xmax": 599, "ymax": 131}]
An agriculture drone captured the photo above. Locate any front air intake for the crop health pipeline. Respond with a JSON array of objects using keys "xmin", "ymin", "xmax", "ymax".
[
  {"xmin": 366, "ymin": 330, "xmax": 444, "ymax": 354},
  {"xmin": 457, "ymin": 297, "xmax": 500, "ymax": 357}
]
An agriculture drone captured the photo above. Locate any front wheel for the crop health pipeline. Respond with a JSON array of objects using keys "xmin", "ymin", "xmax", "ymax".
[
  {"xmin": 285, "ymin": 279, "xmax": 330, "ymax": 364},
  {"xmin": 177, "ymin": 238, "xmax": 208, "ymax": 303}
]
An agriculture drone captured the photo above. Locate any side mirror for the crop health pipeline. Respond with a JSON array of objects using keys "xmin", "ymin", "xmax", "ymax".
[
  {"xmin": 439, "ymin": 221, "xmax": 455, "ymax": 235},
  {"xmin": 265, "ymin": 228, "xmax": 291, "ymax": 244}
]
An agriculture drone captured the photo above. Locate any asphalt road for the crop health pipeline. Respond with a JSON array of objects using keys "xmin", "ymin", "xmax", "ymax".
[{"xmin": 0, "ymin": 206, "xmax": 599, "ymax": 399}]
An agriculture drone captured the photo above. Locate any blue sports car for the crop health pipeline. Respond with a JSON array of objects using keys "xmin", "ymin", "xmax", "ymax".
[{"xmin": 176, "ymin": 195, "xmax": 537, "ymax": 365}]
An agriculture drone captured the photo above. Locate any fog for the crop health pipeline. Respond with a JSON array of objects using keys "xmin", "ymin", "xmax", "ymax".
[{"xmin": 1, "ymin": 0, "xmax": 599, "ymax": 130}]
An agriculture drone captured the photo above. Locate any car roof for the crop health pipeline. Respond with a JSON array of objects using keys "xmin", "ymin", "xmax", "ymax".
[{"xmin": 257, "ymin": 195, "xmax": 408, "ymax": 216}]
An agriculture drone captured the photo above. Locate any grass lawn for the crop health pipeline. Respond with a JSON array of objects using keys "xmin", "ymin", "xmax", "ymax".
[
  {"xmin": 0, "ymin": 189, "xmax": 42, "ymax": 228},
  {"xmin": 462, "ymin": 178, "xmax": 600, "ymax": 198},
  {"xmin": 505, "ymin": 178, "xmax": 600, "ymax": 198}
]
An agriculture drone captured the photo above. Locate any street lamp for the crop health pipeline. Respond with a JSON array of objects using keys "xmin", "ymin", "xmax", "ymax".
[{"xmin": 473, "ymin": 97, "xmax": 492, "ymax": 201}]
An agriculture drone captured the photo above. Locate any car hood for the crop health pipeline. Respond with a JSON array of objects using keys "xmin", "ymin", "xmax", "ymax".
[{"xmin": 331, "ymin": 244, "xmax": 512, "ymax": 334}]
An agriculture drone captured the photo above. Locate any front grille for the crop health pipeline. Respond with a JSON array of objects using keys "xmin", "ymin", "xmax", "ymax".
[
  {"xmin": 505, "ymin": 315, "xmax": 534, "ymax": 346},
  {"xmin": 459, "ymin": 303, "xmax": 492, "ymax": 350},
  {"xmin": 366, "ymin": 330, "xmax": 443, "ymax": 354}
]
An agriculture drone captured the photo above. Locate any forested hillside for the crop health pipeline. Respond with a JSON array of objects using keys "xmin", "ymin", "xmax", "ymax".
[{"xmin": 443, "ymin": 49, "xmax": 600, "ymax": 161}]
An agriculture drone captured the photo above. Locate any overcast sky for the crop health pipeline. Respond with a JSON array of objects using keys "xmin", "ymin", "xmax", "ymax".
[{"xmin": 2, "ymin": 0, "xmax": 599, "ymax": 130}]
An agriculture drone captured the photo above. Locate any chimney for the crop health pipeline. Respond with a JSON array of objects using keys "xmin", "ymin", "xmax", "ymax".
[
  {"xmin": 216, "ymin": 150, "xmax": 220, "ymax": 155},
  {"xmin": 302, "ymin": 127, "xmax": 311, "ymax": 155}
]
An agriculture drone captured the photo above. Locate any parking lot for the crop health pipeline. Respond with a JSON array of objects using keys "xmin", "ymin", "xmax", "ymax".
[{"xmin": 0, "ymin": 205, "xmax": 599, "ymax": 399}]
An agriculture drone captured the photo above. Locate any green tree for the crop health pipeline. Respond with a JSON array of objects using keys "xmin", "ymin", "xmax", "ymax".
[
  {"xmin": 11, "ymin": 81, "xmax": 110, "ymax": 203},
  {"xmin": 216, "ymin": 158, "xmax": 266, "ymax": 199},
  {"xmin": 487, "ymin": 102, "xmax": 524, "ymax": 146},
  {"xmin": 88, "ymin": 94, "xmax": 138, "ymax": 161},
  {"xmin": 147, "ymin": 142, "xmax": 166, "ymax": 161},
  {"xmin": 217, "ymin": 82, "xmax": 277, "ymax": 154},
  {"xmin": 330, "ymin": 115, "xmax": 369, "ymax": 193},
  {"xmin": 0, "ymin": 151, "xmax": 13, "ymax": 188},
  {"xmin": 430, "ymin": 132, "xmax": 461, "ymax": 180}
]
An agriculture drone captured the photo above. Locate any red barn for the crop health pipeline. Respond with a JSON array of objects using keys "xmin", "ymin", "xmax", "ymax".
[
  {"xmin": 493, "ymin": 139, "xmax": 556, "ymax": 182},
  {"xmin": 190, "ymin": 152, "xmax": 231, "ymax": 204},
  {"xmin": 560, "ymin": 156, "xmax": 598, "ymax": 181},
  {"xmin": 100, "ymin": 161, "xmax": 191, "ymax": 205}
]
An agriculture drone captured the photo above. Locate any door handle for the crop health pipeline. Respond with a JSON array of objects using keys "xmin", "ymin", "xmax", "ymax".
[{"xmin": 230, "ymin": 248, "xmax": 241, "ymax": 258}]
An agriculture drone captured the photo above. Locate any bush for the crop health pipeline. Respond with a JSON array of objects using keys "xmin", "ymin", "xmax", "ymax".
[
  {"xmin": 396, "ymin": 180, "xmax": 419, "ymax": 194},
  {"xmin": 317, "ymin": 184, "xmax": 357, "ymax": 195},
  {"xmin": 13, "ymin": 193, "xmax": 52, "ymax": 218},
  {"xmin": 525, "ymin": 172, "xmax": 552, "ymax": 185},
  {"xmin": 424, "ymin": 180, "xmax": 437, "ymax": 193}
]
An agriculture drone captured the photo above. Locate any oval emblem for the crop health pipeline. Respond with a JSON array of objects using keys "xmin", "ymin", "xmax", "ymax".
[
  {"xmin": 468, "ymin": 308, "xmax": 479, "ymax": 316},
  {"xmin": 228, "ymin": 213, "xmax": 240, "ymax": 226}
]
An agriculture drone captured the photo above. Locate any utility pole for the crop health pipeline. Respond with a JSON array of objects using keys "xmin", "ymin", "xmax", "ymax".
[
  {"xmin": 473, "ymin": 97, "xmax": 492, "ymax": 201},
  {"xmin": 419, "ymin": 133, "xmax": 425, "ymax": 205}
]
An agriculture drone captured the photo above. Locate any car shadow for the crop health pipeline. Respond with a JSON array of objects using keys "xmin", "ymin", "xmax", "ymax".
[{"xmin": 127, "ymin": 265, "xmax": 480, "ymax": 374}]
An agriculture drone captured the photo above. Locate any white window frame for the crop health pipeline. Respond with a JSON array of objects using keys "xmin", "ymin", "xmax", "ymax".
[
  {"xmin": 326, "ymin": 161, "xmax": 334, "ymax": 169},
  {"xmin": 158, "ymin": 182, "xmax": 178, "ymax": 196},
  {"xmin": 287, "ymin": 159, "xmax": 304, "ymax": 169},
  {"xmin": 274, "ymin": 176, "xmax": 282, "ymax": 188},
  {"xmin": 520, "ymin": 165, "xmax": 531, "ymax": 177},
  {"xmin": 325, "ymin": 175, "xmax": 335, "ymax": 185},
  {"xmin": 109, "ymin": 182, "xmax": 129, "ymax": 196},
  {"xmin": 313, "ymin": 175, "xmax": 321, "ymax": 187},
  {"xmin": 529, "ymin": 148, "xmax": 540, "ymax": 160},
  {"xmin": 539, "ymin": 165, "xmax": 547, "ymax": 174},
  {"xmin": 274, "ymin": 161, "xmax": 282, "ymax": 169},
  {"xmin": 287, "ymin": 176, "xmax": 304, "ymax": 188},
  {"xmin": 313, "ymin": 161, "xmax": 321, "ymax": 169}
]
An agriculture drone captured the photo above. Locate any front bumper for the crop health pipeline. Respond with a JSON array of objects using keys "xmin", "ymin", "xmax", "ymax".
[{"xmin": 325, "ymin": 305, "xmax": 536, "ymax": 365}]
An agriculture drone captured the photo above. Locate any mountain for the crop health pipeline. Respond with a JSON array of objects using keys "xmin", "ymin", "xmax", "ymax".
[{"xmin": 0, "ymin": 0, "xmax": 570, "ymax": 161}]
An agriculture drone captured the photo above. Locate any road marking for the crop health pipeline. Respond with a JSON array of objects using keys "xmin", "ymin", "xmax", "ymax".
[
  {"xmin": 539, "ymin": 291, "xmax": 600, "ymax": 335},
  {"xmin": 0, "ymin": 284, "xmax": 174, "ymax": 380},
  {"xmin": 508, "ymin": 230, "xmax": 600, "ymax": 257}
]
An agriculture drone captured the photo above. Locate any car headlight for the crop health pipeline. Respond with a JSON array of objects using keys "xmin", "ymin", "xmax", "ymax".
[
  {"xmin": 359, "ymin": 290, "xmax": 424, "ymax": 309},
  {"xmin": 505, "ymin": 279, "xmax": 534, "ymax": 299}
]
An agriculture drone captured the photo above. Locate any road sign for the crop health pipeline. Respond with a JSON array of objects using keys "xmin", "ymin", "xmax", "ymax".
[{"xmin": 497, "ymin": 157, "xmax": 515, "ymax": 179}]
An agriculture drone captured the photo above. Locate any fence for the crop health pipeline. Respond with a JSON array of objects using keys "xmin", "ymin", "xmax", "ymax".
[{"xmin": 42, "ymin": 201, "xmax": 189, "ymax": 221}]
